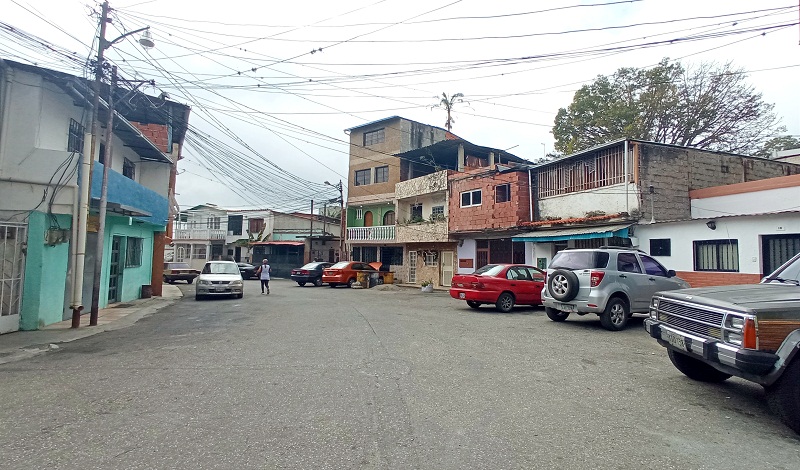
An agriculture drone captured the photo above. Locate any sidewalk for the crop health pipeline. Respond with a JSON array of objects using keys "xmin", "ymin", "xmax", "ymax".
[{"xmin": 0, "ymin": 284, "xmax": 183, "ymax": 365}]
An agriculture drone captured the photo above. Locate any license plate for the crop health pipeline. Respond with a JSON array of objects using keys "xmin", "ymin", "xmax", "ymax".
[
  {"xmin": 459, "ymin": 292, "xmax": 465, "ymax": 299},
  {"xmin": 661, "ymin": 329, "xmax": 687, "ymax": 351},
  {"xmin": 554, "ymin": 302, "xmax": 576, "ymax": 313},
  {"xmin": 215, "ymin": 287, "xmax": 226, "ymax": 292}
]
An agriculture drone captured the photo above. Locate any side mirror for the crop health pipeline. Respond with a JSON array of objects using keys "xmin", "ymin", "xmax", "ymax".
[{"xmin": 667, "ymin": 269, "xmax": 676, "ymax": 278}]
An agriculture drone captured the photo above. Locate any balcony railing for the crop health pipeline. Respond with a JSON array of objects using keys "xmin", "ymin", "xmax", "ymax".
[
  {"xmin": 347, "ymin": 225, "xmax": 395, "ymax": 242},
  {"xmin": 174, "ymin": 228, "xmax": 227, "ymax": 240}
]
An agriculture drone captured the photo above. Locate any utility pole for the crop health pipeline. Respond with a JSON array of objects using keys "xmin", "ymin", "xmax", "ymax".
[
  {"xmin": 308, "ymin": 199, "xmax": 314, "ymax": 263},
  {"xmin": 90, "ymin": 65, "xmax": 117, "ymax": 326},
  {"xmin": 325, "ymin": 180, "xmax": 345, "ymax": 261}
]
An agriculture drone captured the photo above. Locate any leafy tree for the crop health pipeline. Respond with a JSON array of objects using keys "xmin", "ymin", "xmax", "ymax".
[
  {"xmin": 432, "ymin": 92, "xmax": 466, "ymax": 131},
  {"xmin": 754, "ymin": 136, "xmax": 800, "ymax": 158},
  {"xmin": 552, "ymin": 59, "xmax": 783, "ymax": 155}
]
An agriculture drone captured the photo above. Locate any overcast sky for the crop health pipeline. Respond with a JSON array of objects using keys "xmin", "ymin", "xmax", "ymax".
[{"xmin": 3, "ymin": 0, "xmax": 799, "ymax": 213}]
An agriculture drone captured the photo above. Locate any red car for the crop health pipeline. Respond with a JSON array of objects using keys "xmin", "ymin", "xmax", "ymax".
[{"xmin": 449, "ymin": 264, "xmax": 546, "ymax": 313}]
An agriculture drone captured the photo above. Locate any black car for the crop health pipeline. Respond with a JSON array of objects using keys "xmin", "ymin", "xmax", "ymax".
[
  {"xmin": 291, "ymin": 262, "xmax": 333, "ymax": 286},
  {"xmin": 237, "ymin": 262, "xmax": 259, "ymax": 280}
]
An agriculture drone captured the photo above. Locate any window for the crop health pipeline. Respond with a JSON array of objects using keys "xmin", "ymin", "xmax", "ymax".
[
  {"xmin": 125, "ymin": 237, "xmax": 143, "ymax": 267},
  {"xmin": 695, "ymin": 240, "xmax": 739, "ymax": 272},
  {"xmin": 123, "ymin": 158, "xmax": 135, "ymax": 180},
  {"xmin": 356, "ymin": 208, "xmax": 363, "ymax": 220},
  {"xmin": 424, "ymin": 251, "xmax": 437, "ymax": 267},
  {"xmin": 354, "ymin": 169, "xmax": 371, "ymax": 186},
  {"xmin": 248, "ymin": 218, "xmax": 264, "ymax": 235},
  {"xmin": 431, "ymin": 205, "xmax": 444, "ymax": 220},
  {"xmin": 650, "ymin": 239, "xmax": 671, "ymax": 256},
  {"xmin": 640, "ymin": 255, "xmax": 668, "ymax": 277},
  {"xmin": 192, "ymin": 245, "xmax": 207, "ymax": 259},
  {"xmin": 617, "ymin": 253, "xmax": 642, "ymax": 273},
  {"xmin": 228, "ymin": 215, "xmax": 243, "ymax": 236},
  {"xmin": 460, "ymin": 189, "xmax": 482, "ymax": 207},
  {"xmin": 410, "ymin": 203, "xmax": 423, "ymax": 221},
  {"xmin": 495, "ymin": 184, "xmax": 511, "ymax": 203},
  {"xmin": 207, "ymin": 217, "xmax": 221, "ymax": 229},
  {"xmin": 383, "ymin": 211, "xmax": 395, "ymax": 225},
  {"xmin": 68, "ymin": 118, "xmax": 84, "ymax": 153},
  {"xmin": 375, "ymin": 165, "xmax": 389, "ymax": 183},
  {"xmin": 363, "ymin": 128, "xmax": 385, "ymax": 146}
]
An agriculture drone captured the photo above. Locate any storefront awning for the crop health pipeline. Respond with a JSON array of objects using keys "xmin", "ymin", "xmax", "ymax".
[{"xmin": 512, "ymin": 224, "xmax": 633, "ymax": 243}]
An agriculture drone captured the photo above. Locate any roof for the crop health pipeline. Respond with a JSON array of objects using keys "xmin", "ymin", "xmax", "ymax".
[
  {"xmin": 519, "ymin": 213, "xmax": 626, "ymax": 227},
  {"xmin": 513, "ymin": 224, "xmax": 633, "ymax": 243},
  {"xmin": 250, "ymin": 241, "xmax": 305, "ymax": 246},
  {"xmin": 344, "ymin": 115, "xmax": 455, "ymax": 138},
  {"xmin": 395, "ymin": 138, "xmax": 530, "ymax": 167}
]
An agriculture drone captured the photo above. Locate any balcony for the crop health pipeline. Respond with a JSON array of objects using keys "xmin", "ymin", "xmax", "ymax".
[
  {"xmin": 174, "ymin": 227, "xmax": 227, "ymax": 241},
  {"xmin": 90, "ymin": 162, "xmax": 168, "ymax": 226},
  {"xmin": 347, "ymin": 225, "xmax": 395, "ymax": 243},
  {"xmin": 395, "ymin": 170, "xmax": 449, "ymax": 199},
  {"xmin": 395, "ymin": 219, "xmax": 449, "ymax": 243}
]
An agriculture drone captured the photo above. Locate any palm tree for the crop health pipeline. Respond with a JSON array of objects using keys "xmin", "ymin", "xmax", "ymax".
[{"xmin": 432, "ymin": 92, "xmax": 465, "ymax": 131}]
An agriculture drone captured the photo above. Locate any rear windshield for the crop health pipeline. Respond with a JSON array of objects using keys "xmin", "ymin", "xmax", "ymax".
[
  {"xmin": 300, "ymin": 262, "xmax": 325, "ymax": 269},
  {"xmin": 165, "ymin": 263, "xmax": 190, "ymax": 269},
  {"xmin": 202, "ymin": 263, "xmax": 240, "ymax": 274},
  {"xmin": 330, "ymin": 261, "xmax": 349, "ymax": 269},
  {"xmin": 474, "ymin": 264, "xmax": 505, "ymax": 276},
  {"xmin": 550, "ymin": 251, "xmax": 609, "ymax": 270}
]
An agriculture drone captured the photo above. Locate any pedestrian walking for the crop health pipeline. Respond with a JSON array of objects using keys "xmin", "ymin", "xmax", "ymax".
[{"xmin": 256, "ymin": 258, "xmax": 271, "ymax": 294}]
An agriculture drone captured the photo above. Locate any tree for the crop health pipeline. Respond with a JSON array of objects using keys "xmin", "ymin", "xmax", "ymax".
[
  {"xmin": 552, "ymin": 59, "xmax": 784, "ymax": 155},
  {"xmin": 754, "ymin": 136, "xmax": 800, "ymax": 158},
  {"xmin": 432, "ymin": 92, "xmax": 466, "ymax": 131}
]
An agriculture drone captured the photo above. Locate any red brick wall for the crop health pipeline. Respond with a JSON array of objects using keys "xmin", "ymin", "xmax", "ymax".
[
  {"xmin": 677, "ymin": 271, "xmax": 762, "ymax": 288},
  {"xmin": 131, "ymin": 122, "xmax": 170, "ymax": 153},
  {"xmin": 448, "ymin": 169, "xmax": 530, "ymax": 232}
]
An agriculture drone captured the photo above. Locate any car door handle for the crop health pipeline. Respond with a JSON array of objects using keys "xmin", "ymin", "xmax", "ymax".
[
  {"xmin": 619, "ymin": 274, "xmax": 627, "ymax": 278},
  {"xmin": 510, "ymin": 283, "xmax": 517, "ymax": 286},
  {"xmin": 648, "ymin": 277, "xmax": 656, "ymax": 281}
]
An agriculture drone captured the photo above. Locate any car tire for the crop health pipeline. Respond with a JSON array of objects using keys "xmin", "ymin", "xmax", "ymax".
[
  {"xmin": 545, "ymin": 307, "xmax": 570, "ymax": 322},
  {"xmin": 548, "ymin": 269, "xmax": 579, "ymax": 301},
  {"xmin": 347, "ymin": 277, "xmax": 357, "ymax": 288},
  {"xmin": 495, "ymin": 292, "xmax": 515, "ymax": 313},
  {"xmin": 195, "ymin": 294, "xmax": 203, "ymax": 301},
  {"xmin": 765, "ymin": 358, "xmax": 800, "ymax": 434},
  {"xmin": 314, "ymin": 278, "xmax": 323, "ymax": 287},
  {"xmin": 466, "ymin": 301, "xmax": 481, "ymax": 309},
  {"xmin": 599, "ymin": 297, "xmax": 630, "ymax": 331},
  {"xmin": 329, "ymin": 283, "xmax": 337, "ymax": 288},
  {"xmin": 298, "ymin": 282, "xmax": 306, "ymax": 287},
  {"xmin": 667, "ymin": 348, "xmax": 732, "ymax": 383},
  {"xmin": 167, "ymin": 279, "xmax": 175, "ymax": 284},
  {"xmin": 187, "ymin": 279, "xmax": 193, "ymax": 284}
]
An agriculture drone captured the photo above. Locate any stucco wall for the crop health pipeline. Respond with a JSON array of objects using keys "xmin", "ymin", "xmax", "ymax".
[
  {"xmin": 396, "ymin": 220, "xmax": 448, "ymax": 243},
  {"xmin": 537, "ymin": 182, "xmax": 639, "ymax": 220}
]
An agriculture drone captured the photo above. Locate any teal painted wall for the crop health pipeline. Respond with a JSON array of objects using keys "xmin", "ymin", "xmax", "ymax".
[
  {"xmin": 20, "ymin": 211, "xmax": 71, "ymax": 330},
  {"xmin": 347, "ymin": 205, "xmax": 395, "ymax": 227},
  {"xmin": 97, "ymin": 216, "xmax": 156, "ymax": 307}
]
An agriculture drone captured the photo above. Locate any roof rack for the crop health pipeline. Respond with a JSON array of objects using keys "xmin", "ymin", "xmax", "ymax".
[{"xmin": 599, "ymin": 245, "xmax": 646, "ymax": 253}]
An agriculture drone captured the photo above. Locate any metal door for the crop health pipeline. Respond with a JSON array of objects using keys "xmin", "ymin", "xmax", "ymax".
[
  {"xmin": 108, "ymin": 236, "xmax": 123, "ymax": 303},
  {"xmin": 762, "ymin": 234, "xmax": 800, "ymax": 276},
  {"xmin": 408, "ymin": 250, "xmax": 417, "ymax": 284},
  {"xmin": 440, "ymin": 251, "xmax": 454, "ymax": 287},
  {"xmin": 0, "ymin": 222, "xmax": 26, "ymax": 334}
]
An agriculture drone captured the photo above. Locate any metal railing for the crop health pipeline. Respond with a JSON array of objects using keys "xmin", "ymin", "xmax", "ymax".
[{"xmin": 174, "ymin": 228, "xmax": 226, "ymax": 240}]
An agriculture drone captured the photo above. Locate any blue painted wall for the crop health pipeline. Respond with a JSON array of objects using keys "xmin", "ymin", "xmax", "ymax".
[
  {"xmin": 91, "ymin": 163, "xmax": 169, "ymax": 227},
  {"xmin": 20, "ymin": 211, "xmax": 71, "ymax": 330}
]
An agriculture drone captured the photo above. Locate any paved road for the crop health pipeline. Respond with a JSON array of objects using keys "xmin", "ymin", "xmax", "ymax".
[{"xmin": 1, "ymin": 278, "xmax": 798, "ymax": 469}]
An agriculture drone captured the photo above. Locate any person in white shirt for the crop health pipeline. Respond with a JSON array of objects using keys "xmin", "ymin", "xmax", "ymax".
[{"xmin": 256, "ymin": 259, "xmax": 271, "ymax": 294}]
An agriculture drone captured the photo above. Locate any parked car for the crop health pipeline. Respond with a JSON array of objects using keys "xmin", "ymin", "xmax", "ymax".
[
  {"xmin": 541, "ymin": 247, "xmax": 689, "ymax": 331},
  {"xmin": 449, "ymin": 264, "xmax": 546, "ymax": 313},
  {"xmin": 195, "ymin": 261, "xmax": 244, "ymax": 300},
  {"xmin": 323, "ymin": 261, "xmax": 383, "ymax": 288},
  {"xmin": 291, "ymin": 262, "xmax": 333, "ymax": 286},
  {"xmin": 163, "ymin": 262, "xmax": 199, "ymax": 284},
  {"xmin": 237, "ymin": 262, "xmax": 259, "ymax": 280},
  {"xmin": 645, "ymin": 251, "xmax": 800, "ymax": 434}
]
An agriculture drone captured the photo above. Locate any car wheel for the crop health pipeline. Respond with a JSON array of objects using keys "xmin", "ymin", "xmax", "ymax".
[
  {"xmin": 347, "ymin": 277, "xmax": 356, "ymax": 288},
  {"xmin": 495, "ymin": 292, "xmax": 515, "ymax": 313},
  {"xmin": 195, "ymin": 294, "xmax": 203, "ymax": 301},
  {"xmin": 765, "ymin": 358, "xmax": 800, "ymax": 434},
  {"xmin": 329, "ymin": 283, "xmax": 337, "ymax": 288},
  {"xmin": 548, "ymin": 269, "xmax": 579, "ymax": 301},
  {"xmin": 667, "ymin": 349, "xmax": 732, "ymax": 383},
  {"xmin": 187, "ymin": 279, "xmax": 193, "ymax": 284},
  {"xmin": 600, "ymin": 297, "xmax": 630, "ymax": 331},
  {"xmin": 167, "ymin": 279, "xmax": 175, "ymax": 284},
  {"xmin": 297, "ymin": 282, "xmax": 306, "ymax": 287},
  {"xmin": 314, "ymin": 278, "xmax": 323, "ymax": 287},
  {"xmin": 466, "ymin": 300, "xmax": 481, "ymax": 309},
  {"xmin": 545, "ymin": 307, "xmax": 570, "ymax": 322}
]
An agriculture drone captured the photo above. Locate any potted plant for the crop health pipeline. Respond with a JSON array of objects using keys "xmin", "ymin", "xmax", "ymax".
[{"xmin": 420, "ymin": 279, "xmax": 434, "ymax": 293}]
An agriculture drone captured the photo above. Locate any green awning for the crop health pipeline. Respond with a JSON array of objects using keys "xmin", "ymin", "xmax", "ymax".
[{"xmin": 512, "ymin": 224, "xmax": 633, "ymax": 243}]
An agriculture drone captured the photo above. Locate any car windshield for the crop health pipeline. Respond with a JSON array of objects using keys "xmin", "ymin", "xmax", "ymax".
[
  {"xmin": 550, "ymin": 251, "xmax": 609, "ymax": 270},
  {"xmin": 765, "ymin": 253, "xmax": 800, "ymax": 284},
  {"xmin": 330, "ymin": 262, "xmax": 349, "ymax": 269},
  {"xmin": 300, "ymin": 262, "xmax": 325, "ymax": 269},
  {"xmin": 165, "ymin": 263, "xmax": 190, "ymax": 269},
  {"xmin": 202, "ymin": 263, "xmax": 240, "ymax": 275},
  {"xmin": 474, "ymin": 264, "xmax": 505, "ymax": 276}
]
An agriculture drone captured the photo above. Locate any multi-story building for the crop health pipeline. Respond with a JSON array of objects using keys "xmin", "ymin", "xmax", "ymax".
[{"xmin": 0, "ymin": 60, "xmax": 189, "ymax": 332}]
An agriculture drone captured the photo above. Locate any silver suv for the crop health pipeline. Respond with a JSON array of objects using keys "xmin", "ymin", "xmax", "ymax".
[{"xmin": 541, "ymin": 247, "xmax": 689, "ymax": 331}]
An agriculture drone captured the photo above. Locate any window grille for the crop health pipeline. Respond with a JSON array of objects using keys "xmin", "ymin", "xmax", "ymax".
[
  {"xmin": 68, "ymin": 118, "xmax": 84, "ymax": 153},
  {"xmin": 694, "ymin": 240, "xmax": 739, "ymax": 272},
  {"xmin": 537, "ymin": 145, "xmax": 628, "ymax": 198}
]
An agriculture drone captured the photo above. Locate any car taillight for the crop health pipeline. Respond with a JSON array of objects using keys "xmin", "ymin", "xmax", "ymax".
[
  {"xmin": 471, "ymin": 282, "xmax": 485, "ymax": 289},
  {"xmin": 301, "ymin": 270, "xmax": 309, "ymax": 275},
  {"xmin": 590, "ymin": 271, "xmax": 605, "ymax": 287},
  {"xmin": 742, "ymin": 318, "xmax": 758, "ymax": 349},
  {"xmin": 171, "ymin": 270, "xmax": 179, "ymax": 274}
]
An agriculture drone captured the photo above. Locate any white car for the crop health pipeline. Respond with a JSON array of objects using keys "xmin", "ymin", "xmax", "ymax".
[{"xmin": 195, "ymin": 261, "xmax": 244, "ymax": 300}]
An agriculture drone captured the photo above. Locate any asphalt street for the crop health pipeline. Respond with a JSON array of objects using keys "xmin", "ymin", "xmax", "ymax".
[{"xmin": 1, "ymin": 278, "xmax": 798, "ymax": 469}]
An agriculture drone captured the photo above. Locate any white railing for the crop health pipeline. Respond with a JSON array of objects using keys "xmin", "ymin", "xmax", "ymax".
[
  {"xmin": 174, "ymin": 228, "xmax": 226, "ymax": 240},
  {"xmin": 347, "ymin": 225, "xmax": 395, "ymax": 242}
]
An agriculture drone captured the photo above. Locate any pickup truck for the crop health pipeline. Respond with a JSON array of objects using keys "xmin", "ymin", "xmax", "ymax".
[{"xmin": 644, "ymin": 252, "xmax": 800, "ymax": 434}]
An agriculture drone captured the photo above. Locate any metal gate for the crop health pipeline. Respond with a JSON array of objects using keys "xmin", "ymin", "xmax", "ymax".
[
  {"xmin": 0, "ymin": 222, "xmax": 26, "ymax": 334},
  {"xmin": 762, "ymin": 234, "xmax": 800, "ymax": 275},
  {"xmin": 408, "ymin": 250, "xmax": 417, "ymax": 284},
  {"xmin": 108, "ymin": 236, "xmax": 123, "ymax": 303}
]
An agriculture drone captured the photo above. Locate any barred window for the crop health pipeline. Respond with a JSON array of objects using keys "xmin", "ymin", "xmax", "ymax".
[
  {"xmin": 123, "ymin": 158, "xmax": 136, "ymax": 180},
  {"xmin": 431, "ymin": 206, "xmax": 444, "ymax": 218},
  {"xmin": 68, "ymin": 118, "xmax": 84, "ymax": 153},
  {"xmin": 694, "ymin": 240, "xmax": 739, "ymax": 272},
  {"xmin": 125, "ymin": 237, "xmax": 143, "ymax": 267},
  {"xmin": 363, "ymin": 128, "xmax": 385, "ymax": 146},
  {"xmin": 424, "ymin": 251, "xmax": 437, "ymax": 267}
]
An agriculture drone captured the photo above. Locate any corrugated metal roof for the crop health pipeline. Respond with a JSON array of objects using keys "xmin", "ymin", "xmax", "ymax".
[{"xmin": 513, "ymin": 224, "xmax": 633, "ymax": 242}]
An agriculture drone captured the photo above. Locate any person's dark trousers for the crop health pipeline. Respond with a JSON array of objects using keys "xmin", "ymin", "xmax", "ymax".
[{"xmin": 260, "ymin": 279, "xmax": 270, "ymax": 294}]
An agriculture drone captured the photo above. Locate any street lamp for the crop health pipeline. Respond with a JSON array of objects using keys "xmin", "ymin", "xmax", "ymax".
[{"xmin": 324, "ymin": 180, "xmax": 345, "ymax": 261}]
